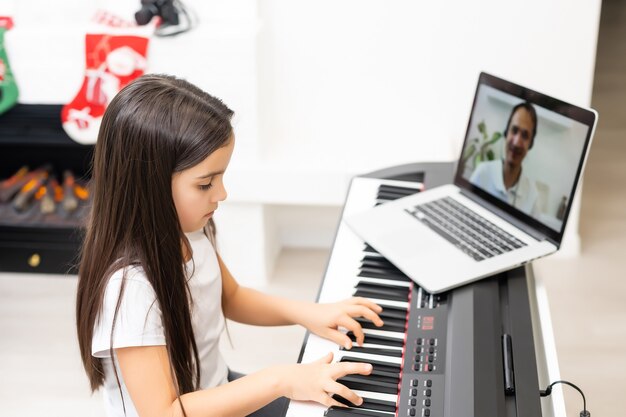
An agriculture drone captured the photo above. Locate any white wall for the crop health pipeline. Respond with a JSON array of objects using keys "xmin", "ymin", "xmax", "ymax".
[
  {"xmin": 257, "ymin": 0, "xmax": 600, "ymax": 169},
  {"xmin": 256, "ymin": 0, "xmax": 601, "ymax": 258},
  {"xmin": 1, "ymin": 0, "xmax": 601, "ymax": 281}
]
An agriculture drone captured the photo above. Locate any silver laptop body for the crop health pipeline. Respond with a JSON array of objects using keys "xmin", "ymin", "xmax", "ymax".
[{"xmin": 346, "ymin": 72, "xmax": 598, "ymax": 293}]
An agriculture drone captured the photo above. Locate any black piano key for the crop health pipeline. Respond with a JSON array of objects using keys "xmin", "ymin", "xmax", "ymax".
[
  {"xmin": 378, "ymin": 308, "xmax": 408, "ymax": 321},
  {"xmin": 336, "ymin": 375, "xmax": 398, "ymax": 395},
  {"xmin": 378, "ymin": 184, "xmax": 423, "ymax": 194},
  {"xmin": 378, "ymin": 185, "xmax": 420, "ymax": 194},
  {"xmin": 361, "ymin": 372, "xmax": 400, "ymax": 386},
  {"xmin": 354, "ymin": 289, "xmax": 407, "ymax": 302},
  {"xmin": 376, "ymin": 190, "xmax": 420, "ymax": 201},
  {"xmin": 339, "ymin": 356, "xmax": 401, "ymax": 372},
  {"xmin": 361, "ymin": 255, "xmax": 395, "ymax": 265},
  {"xmin": 354, "ymin": 283, "xmax": 409, "ymax": 301},
  {"xmin": 347, "ymin": 332, "xmax": 404, "ymax": 348},
  {"xmin": 355, "ymin": 317, "xmax": 406, "ymax": 333},
  {"xmin": 378, "ymin": 183, "xmax": 420, "ymax": 193},
  {"xmin": 376, "ymin": 190, "xmax": 416, "ymax": 200},
  {"xmin": 332, "ymin": 395, "xmax": 397, "ymax": 413},
  {"xmin": 358, "ymin": 265, "xmax": 406, "ymax": 277},
  {"xmin": 358, "ymin": 270, "xmax": 412, "ymax": 282},
  {"xmin": 325, "ymin": 406, "xmax": 394, "ymax": 417},
  {"xmin": 363, "ymin": 244, "xmax": 379, "ymax": 255},
  {"xmin": 358, "ymin": 267, "xmax": 411, "ymax": 281},
  {"xmin": 341, "ymin": 345, "xmax": 402, "ymax": 358},
  {"xmin": 376, "ymin": 188, "xmax": 419, "ymax": 197},
  {"xmin": 359, "ymin": 257, "xmax": 402, "ymax": 271},
  {"xmin": 339, "ymin": 356, "xmax": 401, "ymax": 377},
  {"xmin": 356, "ymin": 282, "xmax": 410, "ymax": 295}
]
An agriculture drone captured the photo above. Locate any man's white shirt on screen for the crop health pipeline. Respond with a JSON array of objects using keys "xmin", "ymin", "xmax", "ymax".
[{"xmin": 469, "ymin": 159, "xmax": 539, "ymax": 217}]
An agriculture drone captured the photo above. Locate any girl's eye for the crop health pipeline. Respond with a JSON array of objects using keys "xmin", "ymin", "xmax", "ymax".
[{"xmin": 198, "ymin": 183, "xmax": 213, "ymax": 191}]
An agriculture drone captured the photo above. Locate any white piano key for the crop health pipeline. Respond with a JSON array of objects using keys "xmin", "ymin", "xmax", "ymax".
[
  {"xmin": 285, "ymin": 400, "xmax": 326, "ymax": 417},
  {"xmin": 352, "ymin": 390, "xmax": 398, "ymax": 404},
  {"xmin": 362, "ymin": 328, "xmax": 405, "ymax": 340},
  {"xmin": 356, "ymin": 343, "xmax": 403, "ymax": 351},
  {"xmin": 336, "ymin": 350, "xmax": 402, "ymax": 365},
  {"xmin": 362, "ymin": 249, "xmax": 383, "ymax": 258},
  {"xmin": 299, "ymin": 334, "xmax": 341, "ymax": 364},
  {"xmin": 285, "ymin": 390, "xmax": 398, "ymax": 417},
  {"xmin": 342, "ymin": 178, "xmax": 387, "ymax": 216},
  {"xmin": 364, "ymin": 298, "xmax": 409, "ymax": 310},
  {"xmin": 357, "ymin": 276, "xmax": 412, "ymax": 288},
  {"xmin": 416, "ymin": 287, "xmax": 423, "ymax": 307}
]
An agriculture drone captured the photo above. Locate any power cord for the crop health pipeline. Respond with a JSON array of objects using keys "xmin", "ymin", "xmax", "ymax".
[{"xmin": 540, "ymin": 380, "xmax": 590, "ymax": 417}]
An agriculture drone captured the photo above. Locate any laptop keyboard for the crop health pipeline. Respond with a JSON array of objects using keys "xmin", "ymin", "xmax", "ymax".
[{"xmin": 405, "ymin": 197, "xmax": 527, "ymax": 261}]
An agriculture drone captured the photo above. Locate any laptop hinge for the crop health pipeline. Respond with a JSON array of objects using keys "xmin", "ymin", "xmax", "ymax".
[
  {"xmin": 459, "ymin": 189, "xmax": 549, "ymax": 242},
  {"xmin": 547, "ymin": 237, "xmax": 560, "ymax": 248}
]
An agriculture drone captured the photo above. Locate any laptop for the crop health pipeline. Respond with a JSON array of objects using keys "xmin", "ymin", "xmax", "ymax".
[{"xmin": 345, "ymin": 72, "xmax": 598, "ymax": 294}]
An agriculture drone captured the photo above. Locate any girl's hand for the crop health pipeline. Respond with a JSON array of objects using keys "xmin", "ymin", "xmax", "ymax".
[
  {"xmin": 298, "ymin": 297, "xmax": 384, "ymax": 349},
  {"xmin": 276, "ymin": 352, "xmax": 373, "ymax": 407}
]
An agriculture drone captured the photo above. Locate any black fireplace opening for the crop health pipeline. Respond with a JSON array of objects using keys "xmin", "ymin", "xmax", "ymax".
[{"xmin": 0, "ymin": 104, "xmax": 93, "ymax": 274}]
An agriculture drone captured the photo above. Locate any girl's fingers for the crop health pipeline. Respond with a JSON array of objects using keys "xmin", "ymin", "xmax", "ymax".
[
  {"xmin": 324, "ymin": 329, "xmax": 354, "ymax": 350},
  {"xmin": 349, "ymin": 297, "xmax": 383, "ymax": 313},
  {"xmin": 331, "ymin": 361, "xmax": 373, "ymax": 379},
  {"xmin": 336, "ymin": 316, "xmax": 364, "ymax": 346},
  {"xmin": 347, "ymin": 305, "xmax": 384, "ymax": 327},
  {"xmin": 314, "ymin": 352, "xmax": 334, "ymax": 364},
  {"xmin": 317, "ymin": 393, "xmax": 347, "ymax": 408},
  {"xmin": 316, "ymin": 393, "xmax": 334, "ymax": 408},
  {"xmin": 328, "ymin": 381, "xmax": 363, "ymax": 406}
]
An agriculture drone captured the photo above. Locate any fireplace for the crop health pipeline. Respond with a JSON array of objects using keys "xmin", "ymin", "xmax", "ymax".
[{"xmin": 0, "ymin": 104, "xmax": 93, "ymax": 274}]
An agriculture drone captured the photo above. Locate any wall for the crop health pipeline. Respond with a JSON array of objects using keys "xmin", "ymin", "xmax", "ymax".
[
  {"xmin": 256, "ymin": 0, "xmax": 601, "ymax": 261},
  {"xmin": 1, "ymin": 0, "xmax": 602, "ymax": 282}
]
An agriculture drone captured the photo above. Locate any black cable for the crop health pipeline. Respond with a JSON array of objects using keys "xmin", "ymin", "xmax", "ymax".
[{"xmin": 540, "ymin": 380, "xmax": 590, "ymax": 417}]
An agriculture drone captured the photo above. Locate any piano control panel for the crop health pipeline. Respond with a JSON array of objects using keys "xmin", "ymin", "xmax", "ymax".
[{"xmin": 398, "ymin": 287, "xmax": 448, "ymax": 417}]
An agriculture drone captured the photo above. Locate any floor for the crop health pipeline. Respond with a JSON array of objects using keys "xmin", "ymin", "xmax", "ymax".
[
  {"xmin": 0, "ymin": 250, "xmax": 327, "ymax": 417},
  {"xmin": 1, "ymin": 2, "xmax": 625, "ymax": 416}
]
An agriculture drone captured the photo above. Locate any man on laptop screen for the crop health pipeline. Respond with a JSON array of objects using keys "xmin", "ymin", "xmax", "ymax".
[
  {"xmin": 469, "ymin": 102, "xmax": 539, "ymax": 216},
  {"xmin": 461, "ymin": 83, "xmax": 589, "ymax": 233}
]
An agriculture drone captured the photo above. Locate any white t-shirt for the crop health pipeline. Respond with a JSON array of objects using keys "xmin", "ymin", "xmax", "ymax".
[
  {"xmin": 92, "ymin": 229, "xmax": 229, "ymax": 417},
  {"xmin": 469, "ymin": 159, "xmax": 539, "ymax": 216}
]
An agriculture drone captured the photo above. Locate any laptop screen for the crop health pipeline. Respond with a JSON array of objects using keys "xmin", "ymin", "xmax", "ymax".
[{"xmin": 455, "ymin": 72, "xmax": 597, "ymax": 244}]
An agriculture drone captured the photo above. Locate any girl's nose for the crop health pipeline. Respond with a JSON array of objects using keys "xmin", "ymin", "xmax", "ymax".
[{"xmin": 214, "ymin": 184, "xmax": 227, "ymax": 202}]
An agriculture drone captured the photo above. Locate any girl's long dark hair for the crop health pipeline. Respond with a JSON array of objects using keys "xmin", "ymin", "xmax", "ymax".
[{"xmin": 76, "ymin": 75, "xmax": 233, "ymax": 401}]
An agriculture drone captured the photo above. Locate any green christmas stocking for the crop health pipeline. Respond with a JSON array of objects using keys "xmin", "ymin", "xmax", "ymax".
[{"xmin": 0, "ymin": 16, "xmax": 18, "ymax": 115}]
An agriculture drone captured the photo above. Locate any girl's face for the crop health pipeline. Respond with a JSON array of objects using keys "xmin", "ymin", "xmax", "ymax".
[{"xmin": 172, "ymin": 137, "xmax": 235, "ymax": 233}]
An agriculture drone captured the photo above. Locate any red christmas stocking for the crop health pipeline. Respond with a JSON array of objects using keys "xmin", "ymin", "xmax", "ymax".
[
  {"xmin": 62, "ymin": 11, "xmax": 155, "ymax": 144},
  {"xmin": 0, "ymin": 16, "xmax": 18, "ymax": 115}
]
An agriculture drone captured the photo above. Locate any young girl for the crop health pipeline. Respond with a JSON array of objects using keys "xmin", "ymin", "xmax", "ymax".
[{"xmin": 76, "ymin": 74, "xmax": 385, "ymax": 417}]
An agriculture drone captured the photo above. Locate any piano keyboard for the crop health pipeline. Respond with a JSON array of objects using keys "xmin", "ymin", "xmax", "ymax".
[
  {"xmin": 285, "ymin": 177, "xmax": 446, "ymax": 417},
  {"xmin": 282, "ymin": 169, "xmax": 545, "ymax": 417}
]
